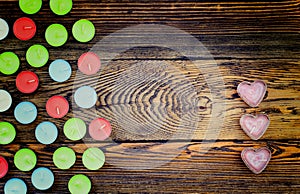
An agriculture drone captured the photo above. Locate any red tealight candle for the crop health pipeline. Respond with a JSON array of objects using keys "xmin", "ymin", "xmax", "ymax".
[
  {"xmin": 16, "ymin": 71, "xmax": 39, "ymax": 94},
  {"xmin": 0, "ymin": 156, "xmax": 9, "ymax": 178},
  {"xmin": 78, "ymin": 52, "xmax": 101, "ymax": 75},
  {"xmin": 46, "ymin": 96, "xmax": 69, "ymax": 118},
  {"xmin": 13, "ymin": 17, "xmax": 36, "ymax": 41},
  {"xmin": 89, "ymin": 118, "xmax": 112, "ymax": 140}
]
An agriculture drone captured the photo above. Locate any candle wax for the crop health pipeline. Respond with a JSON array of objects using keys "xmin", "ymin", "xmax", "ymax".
[
  {"xmin": 13, "ymin": 17, "xmax": 36, "ymax": 41},
  {"xmin": 77, "ymin": 52, "xmax": 101, "ymax": 75},
  {"xmin": 45, "ymin": 24, "xmax": 68, "ymax": 47},
  {"xmin": 35, "ymin": 121, "xmax": 58, "ymax": 144},
  {"xmin": 82, "ymin": 147, "xmax": 105, "ymax": 170},
  {"xmin": 74, "ymin": 86, "xmax": 97, "ymax": 109},
  {"xmin": 31, "ymin": 167, "xmax": 54, "ymax": 190},
  {"xmin": 50, "ymin": 0, "xmax": 73, "ymax": 15},
  {"xmin": 72, "ymin": 19, "xmax": 95, "ymax": 43},
  {"xmin": 63, "ymin": 118, "xmax": 86, "ymax": 141},
  {"xmin": 16, "ymin": 71, "xmax": 39, "ymax": 94},
  {"xmin": 26, "ymin": 44, "xmax": 49, "ymax": 68},
  {"xmin": 19, "ymin": 0, "xmax": 42, "ymax": 14},
  {"xmin": 4, "ymin": 178, "xmax": 27, "ymax": 194},
  {"xmin": 0, "ymin": 18, "xmax": 9, "ymax": 40},
  {"xmin": 68, "ymin": 174, "xmax": 91, "ymax": 194},
  {"xmin": 14, "ymin": 101, "xmax": 38, "ymax": 124},
  {"xmin": 14, "ymin": 148, "xmax": 37, "ymax": 171},
  {"xmin": 0, "ymin": 52, "xmax": 20, "ymax": 75},
  {"xmin": 53, "ymin": 147, "xmax": 76, "ymax": 170},
  {"xmin": 0, "ymin": 156, "xmax": 9, "ymax": 178},
  {"xmin": 89, "ymin": 118, "xmax": 112, "ymax": 141},
  {"xmin": 0, "ymin": 89, "xmax": 12, "ymax": 112},
  {"xmin": 0, "ymin": 122, "xmax": 16, "ymax": 145},
  {"xmin": 49, "ymin": 59, "xmax": 72, "ymax": 82},
  {"xmin": 46, "ymin": 96, "xmax": 69, "ymax": 118}
]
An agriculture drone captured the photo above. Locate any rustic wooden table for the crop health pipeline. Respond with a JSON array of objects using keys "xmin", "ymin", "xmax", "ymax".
[{"xmin": 0, "ymin": 0, "xmax": 299, "ymax": 193}]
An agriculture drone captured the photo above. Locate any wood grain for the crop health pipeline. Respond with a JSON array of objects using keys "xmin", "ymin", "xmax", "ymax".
[{"xmin": 0, "ymin": 0, "xmax": 299, "ymax": 193}]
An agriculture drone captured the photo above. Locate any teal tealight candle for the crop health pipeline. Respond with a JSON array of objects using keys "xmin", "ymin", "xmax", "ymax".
[
  {"xmin": 14, "ymin": 101, "xmax": 37, "ymax": 124},
  {"xmin": 74, "ymin": 86, "xmax": 97, "ymax": 109},
  {"xmin": 4, "ymin": 178, "xmax": 27, "ymax": 194},
  {"xmin": 49, "ymin": 59, "xmax": 72, "ymax": 82},
  {"xmin": 31, "ymin": 167, "xmax": 54, "ymax": 190},
  {"xmin": 35, "ymin": 121, "xmax": 58, "ymax": 145}
]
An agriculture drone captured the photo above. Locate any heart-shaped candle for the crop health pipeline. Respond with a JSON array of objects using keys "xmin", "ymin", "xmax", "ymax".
[
  {"xmin": 240, "ymin": 114, "xmax": 270, "ymax": 140},
  {"xmin": 241, "ymin": 147, "xmax": 271, "ymax": 174},
  {"xmin": 237, "ymin": 80, "xmax": 267, "ymax": 107}
]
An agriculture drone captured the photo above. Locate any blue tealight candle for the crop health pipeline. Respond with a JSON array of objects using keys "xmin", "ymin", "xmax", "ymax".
[
  {"xmin": 74, "ymin": 86, "xmax": 97, "ymax": 109},
  {"xmin": 35, "ymin": 121, "xmax": 58, "ymax": 144},
  {"xmin": 14, "ymin": 101, "xmax": 37, "ymax": 124},
  {"xmin": 4, "ymin": 178, "xmax": 27, "ymax": 194},
  {"xmin": 31, "ymin": 167, "xmax": 54, "ymax": 190},
  {"xmin": 49, "ymin": 59, "xmax": 72, "ymax": 82}
]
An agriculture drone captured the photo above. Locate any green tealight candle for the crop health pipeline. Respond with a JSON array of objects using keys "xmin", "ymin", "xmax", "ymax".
[
  {"xmin": 68, "ymin": 174, "xmax": 91, "ymax": 194},
  {"xmin": 82, "ymin": 147, "xmax": 105, "ymax": 170},
  {"xmin": 53, "ymin": 147, "xmax": 76, "ymax": 170},
  {"xmin": 63, "ymin": 118, "xmax": 86, "ymax": 141},
  {"xmin": 14, "ymin": 148, "xmax": 37, "ymax": 171},
  {"xmin": 72, "ymin": 19, "xmax": 95, "ymax": 43},
  {"xmin": 45, "ymin": 24, "xmax": 68, "ymax": 47},
  {"xmin": 19, "ymin": 0, "xmax": 42, "ymax": 14},
  {"xmin": 50, "ymin": 0, "xmax": 73, "ymax": 16},
  {"xmin": 0, "ymin": 122, "xmax": 16, "ymax": 145},
  {"xmin": 0, "ymin": 52, "xmax": 20, "ymax": 75},
  {"xmin": 26, "ymin": 44, "xmax": 49, "ymax": 68}
]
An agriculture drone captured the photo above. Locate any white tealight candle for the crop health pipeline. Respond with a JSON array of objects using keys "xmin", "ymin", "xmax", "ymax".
[
  {"xmin": 0, "ymin": 18, "xmax": 9, "ymax": 41},
  {"xmin": 0, "ymin": 89, "xmax": 12, "ymax": 112}
]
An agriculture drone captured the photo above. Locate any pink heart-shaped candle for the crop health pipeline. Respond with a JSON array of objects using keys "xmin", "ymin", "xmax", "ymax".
[
  {"xmin": 241, "ymin": 147, "xmax": 271, "ymax": 174},
  {"xmin": 240, "ymin": 114, "xmax": 270, "ymax": 140},
  {"xmin": 237, "ymin": 80, "xmax": 267, "ymax": 107}
]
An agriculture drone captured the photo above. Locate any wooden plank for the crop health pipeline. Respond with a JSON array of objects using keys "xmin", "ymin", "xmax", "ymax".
[{"xmin": 0, "ymin": 141, "xmax": 299, "ymax": 193}]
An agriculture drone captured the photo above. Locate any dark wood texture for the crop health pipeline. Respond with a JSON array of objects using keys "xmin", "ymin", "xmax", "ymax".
[{"xmin": 0, "ymin": 0, "xmax": 300, "ymax": 193}]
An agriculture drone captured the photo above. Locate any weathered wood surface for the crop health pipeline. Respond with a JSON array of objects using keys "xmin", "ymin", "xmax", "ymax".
[{"xmin": 0, "ymin": 0, "xmax": 300, "ymax": 193}]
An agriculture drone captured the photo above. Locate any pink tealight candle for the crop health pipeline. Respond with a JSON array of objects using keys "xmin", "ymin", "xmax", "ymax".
[
  {"xmin": 77, "ymin": 52, "xmax": 101, "ymax": 75},
  {"xmin": 89, "ymin": 118, "xmax": 112, "ymax": 140},
  {"xmin": 46, "ymin": 96, "xmax": 69, "ymax": 118}
]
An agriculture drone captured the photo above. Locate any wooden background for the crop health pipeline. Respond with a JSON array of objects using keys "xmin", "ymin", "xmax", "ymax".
[{"xmin": 0, "ymin": 0, "xmax": 300, "ymax": 193}]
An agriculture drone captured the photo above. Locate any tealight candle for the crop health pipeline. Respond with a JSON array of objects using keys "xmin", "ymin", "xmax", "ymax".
[
  {"xmin": 13, "ymin": 17, "xmax": 36, "ymax": 41},
  {"xmin": 68, "ymin": 174, "xmax": 91, "ymax": 194},
  {"xmin": 0, "ymin": 51, "xmax": 20, "ymax": 75},
  {"xmin": 74, "ymin": 86, "xmax": 97, "ymax": 109},
  {"xmin": 72, "ymin": 19, "xmax": 95, "ymax": 43},
  {"xmin": 45, "ymin": 24, "xmax": 68, "ymax": 47},
  {"xmin": 31, "ymin": 167, "xmax": 54, "ymax": 190},
  {"xmin": 82, "ymin": 147, "xmax": 105, "ymax": 170},
  {"xmin": 14, "ymin": 148, "xmax": 37, "ymax": 171},
  {"xmin": 0, "ymin": 122, "xmax": 16, "ymax": 145},
  {"xmin": 16, "ymin": 71, "xmax": 39, "ymax": 94},
  {"xmin": 4, "ymin": 178, "xmax": 27, "ymax": 194},
  {"xmin": 26, "ymin": 44, "xmax": 49, "ymax": 68},
  {"xmin": 50, "ymin": 0, "xmax": 73, "ymax": 16},
  {"xmin": 53, "ymin": 147, "xmax": 76, "ymax": 170},
  {"xmin": 35, "ymin": 121, "xmax": 58, "ymax": 144},
  {"xmin": 49, "ymin": 59, "xmax": 72, "ymax": 82},
  {"xmin": 46, "ymin": 96, "xmax": 69, "ymax": 118},
  {"xmin": 0, "ymin": 156, "xmax": 9, "ymax": 178},
  {"xmin": 77, "ymin": 52, "xmax": 101, "ymax": 75},
  {"xmin": 89, "ymin": 118, "xmax": 112, "ymax": 141},
  {"xmin": 0, "ymin": 89, "xmax": 12, "ymax": 112},
  {"xmin": 19, "ymin": 0, "xmax": 42, "ymax": 14},
  {"xmin": 63, "ymin": 118, "xmax": 86, "ymax": 141},
  {"xmin": 14, "ymin": 101, "xmax": 38, "ymax": 124},
  {"xmin": 0, "ymin": 18, "xmax": 9, "ymax": 41}
]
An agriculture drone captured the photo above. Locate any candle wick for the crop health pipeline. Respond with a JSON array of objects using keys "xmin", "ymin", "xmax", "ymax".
[
  {"xmin": 56, "ymin": 107, "xmax": 60, "ymax": 115},
  {"xmin": 27, "ymin": 79, "xmax": 36, "ymax": 83},
  {"xmin": 23, "ymin": 26, "xmax": 32, "ymax": 30},
  {"xmin": 100, "ymin": 124, "xmax": 106, "ymax": 130},
  {"xmin": 250, "ymin": 126, "xmax": 256, "ymax": 134},
  {"xmin": 88, "ymin": 64, "xmax": 92, "ymax": 71},
  {"xmin": 25, "ymin": 108, "xmax": 34, "ymax": 112}
]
